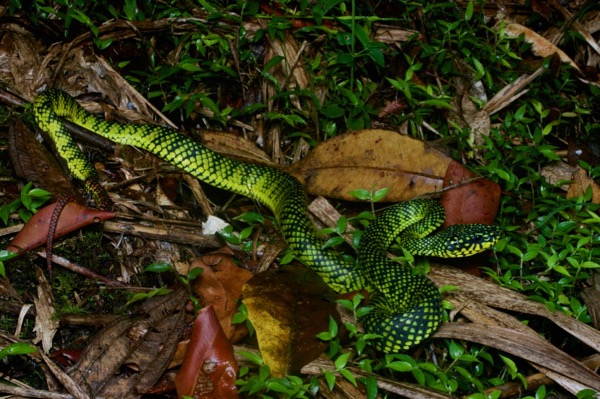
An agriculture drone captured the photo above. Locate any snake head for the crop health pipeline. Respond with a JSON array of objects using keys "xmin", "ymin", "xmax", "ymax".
[{"xmin": 438, "ymin": 224, "xmax": 502, "ymax": 257}]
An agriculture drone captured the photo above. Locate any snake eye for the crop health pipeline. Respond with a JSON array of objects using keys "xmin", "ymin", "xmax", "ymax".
[{"xmin": 470, "ymin": 233, "xmax": 483, "ymax": 243}]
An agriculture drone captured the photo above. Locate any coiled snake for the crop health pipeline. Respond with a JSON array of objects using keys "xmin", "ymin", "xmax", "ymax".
[{"xmin": 33, "ymin": 89, "xmax": 500, "ymax": 352}]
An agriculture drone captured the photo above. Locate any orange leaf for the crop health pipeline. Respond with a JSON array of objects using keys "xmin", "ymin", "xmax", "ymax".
[
  {"xmin": 174, "ymin": 306, "xmax": 239, "ymax": 399},
  {"xmin": 191, "ymin": 251, "xmax": 253, "ymax": 342},
  {"xmin": 7, "ymin": 202, "xmax": 115, "ymax": 254},
  {"xmin": 441, "ymin": 160, "xmax": 501, "ymax": 226}
]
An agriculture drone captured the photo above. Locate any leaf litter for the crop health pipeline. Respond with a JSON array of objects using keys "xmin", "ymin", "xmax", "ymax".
[{"xmin": 0, "ymin": 3, "xmax": 598, "ymax": 398}]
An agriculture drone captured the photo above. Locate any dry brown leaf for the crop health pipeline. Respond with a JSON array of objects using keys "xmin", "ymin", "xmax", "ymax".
[
  {"xmin": 429, "ymin": 265, "xmax": 600, "ymax": 354},
  {"xmin": 540, "ymin": 162, "xmax": 577, "ymax": 191},
  {"xmin": 201, "ymin": 130, "xmax": 274, "ymax": 165},
  {"xmin": 7, "ymin": 118, "xmax": 85, "ymax": 199},
  {"xmin": 501, "ymin": 21, "xmax": 581, "ymax": 73},
  {"xmin": 69, "ymin": 288, "xmax": 189, "ymax": 398},
  {"xmin": 581, "ymin": 287, "xmax": 600, "ymax": 330},
  {"xmin": 0, "ymin": 24, "xmax": 45, "ymax": 100},
  {"xmin": 260, "ymin": 19, "xmax": 310, "ymax": 112},
  {"xmin": 191, "ymin": 250, "xmax": 253, "ymax": 342},
  {"xmin": 566, "ymin": 167, "xmax": 600, "ymax": 203},
  {"xmin": 483, "ymin": 69, "xmax": 544, "ymax": 115},
  {"xmin": 435, "ymin": 323, "xmax": 600, "ymax": 392},
  {"xmin": 443, "ymin": 290, "xmax": 594, "ymax": 395},
  {"xmin": 459, "ymin": 95, "xmax": 491, "ymax": 151},
  {"xmin": 32, "ymin": 266, "xmax": 58, "ymax": 354},
  {"xmin": 483, "ymin": 354, "xmax": 600, "ymax": 399},
  {"xmin": 373, "ymin": 23, "xmax": 420, "ymax": 44},
  {"xmin": 289, "ymin": 129, "xmax": 451, "ymax": 201},
  {"xmin": 242, "ymin": 263, "xmax": 339, "ymax": 377}
]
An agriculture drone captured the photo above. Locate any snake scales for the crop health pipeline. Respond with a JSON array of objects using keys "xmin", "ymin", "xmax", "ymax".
[{"xmin": 33, "ymin": 89, "xmax": 500, "ymax": 352}]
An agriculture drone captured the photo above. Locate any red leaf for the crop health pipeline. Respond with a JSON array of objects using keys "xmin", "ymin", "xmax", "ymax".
[
  {"xmin": 7, "ymin": 202, "xmax": 115, "ymax": 254},
  {"xmin": 441, "ymin": 160, "xmax": 501, "ymax": 226},
  {"xmin": 174, "ymin": 306, "xmax": 239, "ymax": 399}
]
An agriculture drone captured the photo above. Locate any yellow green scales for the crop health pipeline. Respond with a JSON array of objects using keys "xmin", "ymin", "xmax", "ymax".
[{"xmin": 33, "ymin": 89, "xmax": 500, "ymax": 352}]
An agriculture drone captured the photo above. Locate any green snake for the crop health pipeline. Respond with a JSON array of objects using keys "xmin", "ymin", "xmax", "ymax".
[{"xmin": 33, "ymin": 89, "xmax": 500, "ymax": 352}]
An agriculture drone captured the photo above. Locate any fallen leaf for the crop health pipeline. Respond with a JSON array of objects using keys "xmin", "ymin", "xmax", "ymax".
[
  {"xmin": 69, "ymin": 288, "xmax": 189, "ymax": 398},
  {"xmin": 191, "ymin": 250, "xmax": 253, "ymax": 341},
  {"xmin": 8, "ymin": 120, "xmax": 79, "ymax": 200},
  {"xmin": 174, "ymin": 306, "xmax": 239, "ymax": 399},
  {"xmin": 566, "ymin": 167, "xmax": 600, "ymax": 203},
  {"xmin": 483, "ymin": 69, "xmax": 544, "ymax": 116},
  {"xmin": 435, "ymin": 323, "xmax": 600, "ymax": 393},
  {"xmin": 500, "ymin": 20, "xmax": 581, "ymax": 73},
  {"xmin": 201, "ymin": 130, "xmax": 274, "ymax": 165},
  {"xmin": 0, "ymin": 24, "xmax": 44, "ymax": 100},
  {"xmin": 242, "ymin": 263, "xmax": 339, "ymax": 377},
  {"xmin": 581, "ymin": 287, "xmax": 600, "ymax": 330},
  {"xmin": 429, "ymin": 265, "xmax": 600, "ymax": 354},
  {"xmin": 32, "ymin": 266, "xmax": 58, "ymax": 354},
  {"xmin": 7, "ymin": 202, "xmax": 115, "ymax": 255},
  {"xmin": 441, "ymin": 160, "xmax": 501, "ymax": 226},
  {"xmin": 540, "ymin": 162, "xmax": 577, "ymax": 191},
  {"xmin": 289, "ymin": 129, "xmax": 451, "ymax": 202}
]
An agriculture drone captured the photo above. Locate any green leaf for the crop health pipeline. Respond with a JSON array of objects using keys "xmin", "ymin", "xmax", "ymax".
[
  {"xmin": 465, "ymin": 0, "xmax": 474, "ymax": 20},
  {"xmin": 335, "ymin": 216, "xmax": 347, "ymax": 234},
  {"xmin": 334, "ymin": 351, "xmax": 351, "ymax": 370},
  {"xmin": 471, "ymin": 57, "xmax": 485, "ymax": 77},
  {"xmin": 328, "ymin": 316, "xmax": 339, "ymax": 337},
  {"xmin": 495, "ymin": 168, "xmax": 511, "ymax": 181},
  {"xmin": 322, "ymin": 235, "xmax": 344, "ymax": 249},
  {"xmin": 363, "ymin": 375, "xmax": 378, "ymax": 399},
  {"xmin": 449, "ymin": 340, "xmax": 464, "ymax": 359},
  {"xmin": 349, "ymin": 189, "xmax": 371, "ymax": 200},
  {"xmin": 324, "ymin": 104, "xmax": 345, "ymax": 118},
  {"xmin": 552, "ymin": 265, "xmax": 571, "ymax": 277},
  {"xmin": 187, "ymin": 267, "xmax": 203, "ymax": 281},
  {"xmin": 499, "ymin": 354, "xmax": 518, "ymax": 378},
  {"xmin": 339, "ymin": 368, "xmax": 357, "ymax": 386},
  {"xmin": 263, "ymin": 55, "xmax": 284, "ymax": 74},
  {"xmin": 238, "ymin": 350, "xmax": 264, "ymax": 366},
  {"xmin": 581, "ymin": 261, "xmax": 600, "ymax": 268},
  {"xmin": 0, "ymin": 342, "xmax": 37, "ymax": 359},
  {"xmin": 368, "ymin": 47, "xmax": 384, "ymax": 66},
  {"xmin": 418, "ymin": 99, "xmax": 453, "ymax": 109},
  {"xmin": 372, "ymin": 187, "xmax": 390, "ymax": 202},
  {"xmin": 0, "ymin": 250, "xmax": 18, "ymax": 262},
  {"xmin": 385, "ymin": 360, "xmax": 412, "ymax": 372},
  {"xmin": 324, "ymin": 370, "xmax": 336, "ymax": 391},
  {"xmin": 144, "ymin": 262, "xmax": 173, "ymax": 273}
]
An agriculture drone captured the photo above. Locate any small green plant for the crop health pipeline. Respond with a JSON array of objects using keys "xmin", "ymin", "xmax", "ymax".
[
  {"xmin": 218, "ymin": 211, "xmax": 266, "ymax": 253},
  {"xmin": 236, "ymin": 351, "xmax": 317, "ymax": 398},
  {"xmin": 0, "ymin": 182, "xmax": 51, "ymax": 225},
  {"xmin": 349, "ymin": 187, "xmax": 390, "ymax": 214},
  {"xmin": 131, "ymin": 262, "xmax": 203, "ymax": 311}
]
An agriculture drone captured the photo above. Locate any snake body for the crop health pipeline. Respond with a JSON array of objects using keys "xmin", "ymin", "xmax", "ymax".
[{"xmin": 33, "ymin": 89, "xmax": 500, "ymax": 352}]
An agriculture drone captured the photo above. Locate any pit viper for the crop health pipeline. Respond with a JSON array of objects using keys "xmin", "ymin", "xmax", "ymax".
[{"xmin": 33, "ymin": 89, "xmax": 501, "ymax": 352}]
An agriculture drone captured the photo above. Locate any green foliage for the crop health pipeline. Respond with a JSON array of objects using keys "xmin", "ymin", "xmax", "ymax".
[
  {"xmin": 236, "ymin": 351, "xmax": 319, "ymax": 398},
  {"xmin": 135, "ymin": 261, "xmax": 202, "ymax": 310},
  {"xmin": 0, "ymin": 342, "xmax": 37, "ymax": 360},
  {"xmin": 0, "ymin": 182, "xmax": 51, "ymax": 225},
  {"xmin": 5, "ymin": 0, "xmax": 598, "ymax": 397},
  {"xmin": 218, "ymin": 210, "xmax": 267, "ymax": 253}
]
